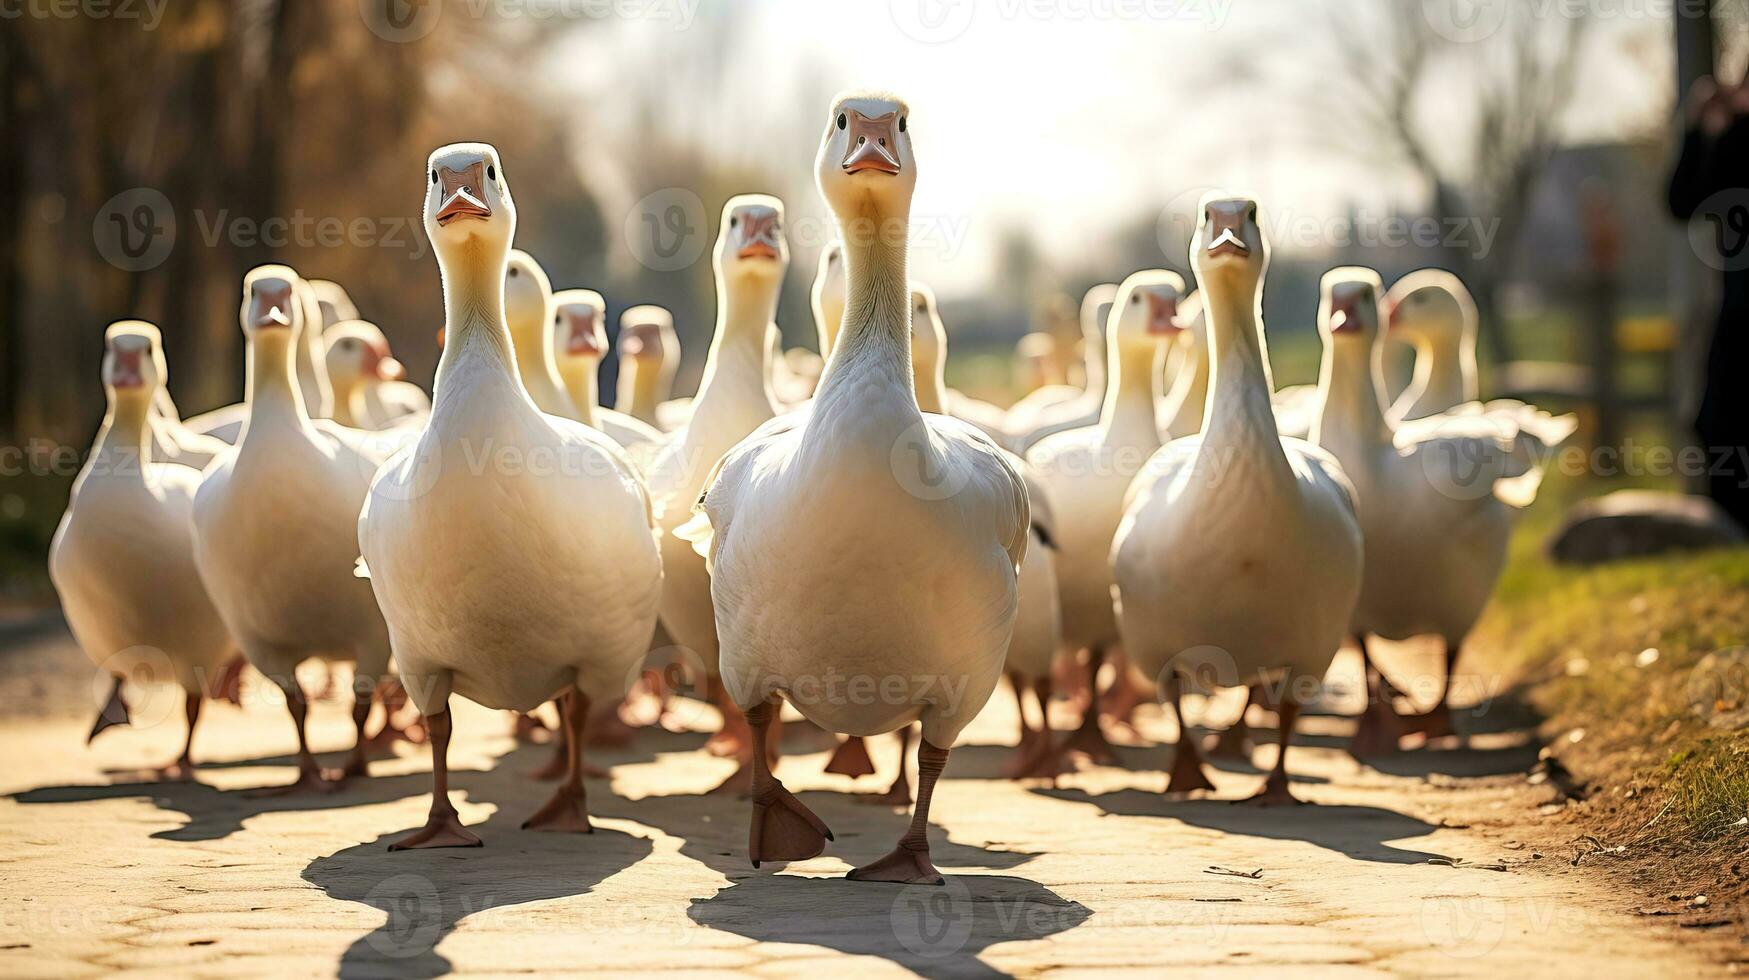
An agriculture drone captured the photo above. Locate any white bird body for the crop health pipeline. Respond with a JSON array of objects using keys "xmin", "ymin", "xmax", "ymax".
[
  {"xmin": 550, "ymin": 287, "xmax": 666, "ymax": 471},
  {"xmin": 191, "ymin": 272, "xmax": 398, "ymax": 686},
  {"xmin": 648, "ymin": 195, "xmax": 785, "ymax": 676},
  {"xmin": 1115, "ymin": 201, "xmax": 1363, "ymax": 699},
  {"xmin": 1310, "ymin": 268, "xmax": 1574, "ymax": 647},
  {"xmin": 358, "ymin": 146, "xmax": 662, "ymax": 720},
  {"xmin": 52, "ymin": 325, "xmax": 232, "ymax": 698}
]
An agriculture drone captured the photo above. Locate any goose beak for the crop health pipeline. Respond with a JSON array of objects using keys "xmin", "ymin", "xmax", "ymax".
[
  {"xmin": 256, "ymin": 305, "xmax": 292, "ymax": 329},
  {"xmin": 842, "ymin": 111, "xmax": 902, "ymax": 175},
  {"xmin": 435, "ymin": 327, "xmax": 446, "ymax": 351},
  {"xmin": 109, "ymin": 349, "xmax": 146, "ymax": 388},
  {"xmin": 435, "ymin": 161, "xmax": 492, "ymax": 225},
  {"xmin": 436, "ymin": 186, "xmax": 491, "ymax": 225},
  {"xmin": 1204, "ymin": 203, "xmax": 1252, "ymax": 259},
  {"xmin": 620, "ymin": 333, "xmax": 647, "ymax": 357},
  {"xmin": 734, "ymin": 211, "xmax": 782, "ymax": 261},
  {"xmin": 1206, "ymin": 227, "xmax": 1249, "ymax": 259},
  {"xmin": 1328, "ymin": 292, "xmax": 1368, "ymax": 335},
  {"xmin": 563, "ymin": 309, "xmax": 602, "ymax": 356},
  {"xmin": 249, "ymin": 279, "xmax": 296, "ymax": 330},
  {"xmin": 376, "ymin": 348, "xmax": 406, "ymax": 381},
  {"xmin": 1146, "ymin": 293, "xmax": 1181, "ymax": 335}
]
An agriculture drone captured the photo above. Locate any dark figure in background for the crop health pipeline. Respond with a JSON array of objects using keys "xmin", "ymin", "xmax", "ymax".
[{"xmin": 1668, "ymin": 77, "xmax": 1749, "ymax": 529}]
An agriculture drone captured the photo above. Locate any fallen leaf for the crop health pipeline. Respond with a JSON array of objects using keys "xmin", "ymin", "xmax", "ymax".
[{"xmin": 1203, "ymin": 866, "xmax": 1264, "ymax": 879}]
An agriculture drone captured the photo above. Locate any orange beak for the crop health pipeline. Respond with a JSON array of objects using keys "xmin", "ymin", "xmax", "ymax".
[
  {"xmin": 735, "ymin": 211, "xmax": 782, "ymax": 261},
  {"xmin": 842, "ymin": 110, "xmax": 901, "ymax": 175},
  {"xmin": 1328, "ymin": 290, "xmax": 1369, "ymax": 335},
  {"xmin": 377, "ymin": 355, "xmax": 407, "ymax": 382},
  {"xmin": 435, "ymin": 161, "xmax": 492, "ymax": 225},
  {"xmin": 1205, "ymin": 206, "xmax": 1251, "ymax": 259},
  {"xmin": 109, "ymin": 348, "xmax": 146, "ymax": 388},
  {"xmin": 1146, "ymin": 292, "xmax": 1181, "ymax": 335},
  {"xmin": 563, "ymin": 309, "xmax": 603, "ymax": 356},
  {"xmin": 250, "ymin": 280, "xmax": 295, "ymax": 330}
]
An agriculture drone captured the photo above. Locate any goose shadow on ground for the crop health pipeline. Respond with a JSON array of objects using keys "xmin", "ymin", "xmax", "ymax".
[
  {"xmin": 302, "ymin": 811, "xmax": 653, "ymax": 978},
  {"xmin": 688, "ymin": 872, "xmax": 1089, "ymax": 979},
  {"xmin": 1032, "ymin": 787, "xmax": 1450, "ymax": 865},
  {"xmin": 595, "ymin": 785, "xmax": 1040, "ymax": 881}
]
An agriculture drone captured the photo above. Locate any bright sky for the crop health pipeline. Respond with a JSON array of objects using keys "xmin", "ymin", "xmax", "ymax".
[{"xmin": 546, "ymin": 0, "xmax": 1673, "ymax": 292}]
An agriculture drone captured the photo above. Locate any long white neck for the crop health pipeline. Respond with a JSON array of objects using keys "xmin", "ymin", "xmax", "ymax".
[
  {"xmin": 243, "ymin": 333, "xmax": 308, "ymax": 434},
  {"xmin": 1101, "ymin": 337, "xmax": 1164, "ymax": 450},
  {"xmin": 95, "ymin": 388, "xmax": 152, "ymax": 460},
  {"xmin": 433, "ymin": 240, "xmax": 524, "ymax": 409},
  {"xmin": 1313, "ymin": 335, "xmax": 1390, "ymax": 449},
  {"xmin": 329, "ymin": 374, "xmax": 361, "ymax": 427},
  {"xmin": 1162, "ymin": 337, "xmax": 1210, "ymax": 439},
  {"xmin": 816, "ymin": 218, "xmax": 914, "ymax": 404},
  {"xmin": 557, "ymin": 357, "xmax": 601, "ymax": 429},
  {"xmin": 1201, "ymin": 273, "xmax": 1294, "ymax": 484},
  {"xmin": 1400, "ymin": 329, "xmax": 1476, "ymax": 417},
  {"xmin": 1082, "ymin": 326, "xmax": 1107, "ymax": 395},
  {"xmin": 616, "ymin": 357, "xmax": 665, "ymax": 425},
  {"xmin": 509, "ymin": 307, "xmax": 579, "ymax": 420},
  {"xmin": 695, "ymin": 272, "xmax": 779, "ymax": 412},
  {"xmin": 912, "ymin": 340, "xmax": 948, "ymax": 415}
]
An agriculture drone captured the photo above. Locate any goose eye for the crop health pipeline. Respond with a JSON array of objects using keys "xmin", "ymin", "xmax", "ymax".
[
  {"xmin": 1131, "ymin": 295, "xmax": 1140, "ymax": 306},
  {"xmin": 508, "ymin": 267, "xmax": 520, "ymax": 278},
  {"xmin": 730, "ymin": 216, "xmax": 739, "ymax": 229},
  {"xmin": 430, "ymin": 169, "xmax": 437, "ymax": 185},
  {"xmin": 899, "ymin": 116, "xmax": 907, "ymax": 133},
  {"xmin": 487, "ymin": 164, "xmax": 497, "ymax": 181},
  {"xmin": 836, "ymin": 112, "xmax": 847, "ymax": 130}
]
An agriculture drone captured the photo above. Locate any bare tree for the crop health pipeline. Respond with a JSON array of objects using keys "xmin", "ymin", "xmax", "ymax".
[{"xmin": 1313, "ymin": 1, "xmax": 1588, "ymax": 362}]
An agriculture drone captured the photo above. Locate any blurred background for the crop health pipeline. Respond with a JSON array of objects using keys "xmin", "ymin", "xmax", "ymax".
[{"xmin": 2, "ymin": 0, "xmax": 1747, "ymax": 599}]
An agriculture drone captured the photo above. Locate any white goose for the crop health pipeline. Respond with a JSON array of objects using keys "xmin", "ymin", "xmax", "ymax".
[
  {"xmin": 145, "ymin": 388, "xmax": 230, "ymax": 470},
  {"xmin": 615, "ymin": 305, "xmax": 687, "ymax": 432},
  {"xmin": 1157, "ymin": 291, "xmax": 1210, "ymax": 441},
  {"xmin": 646, "ymin": 194, "xmax": 785, "ymax": 789},
  {"xmin": 1008, "ymin": 283, "xmax": 1118, "ymax": 445},
  {"xmin": 324, "ymin": 320, "xmax": 428, "ymax": 430},
  {"xmin": 1309, "ymin": 268, "xmax": 1573, "ymax": 752},
  {"xmin": 551, "ymin": 288, "xmax": 666, "ymax": 466},
  {"xmin": 50, "ymin": 322, "xmax": 235, "ymax": 776},
  {"xmin": 360, "ymin": 143, "xmax": 662, "ymax": 848},
  {"xmin": 1113, "ymin": 196, "xmax": 1364, "ymax": 803},
  {"xmin": 182, "ymin": 278, "xmax": 336, "ymax": 442},
  {"xmin": 191, "ymin": 266, "xmax": 401, "ymax": 792},
  {"xmin": 1024, "ymin": 269, "xmax": 1183, "ymax": 767},
  {"xmin": 686, "ymin": 92, "xmax": 1028, "ymax": 883}
]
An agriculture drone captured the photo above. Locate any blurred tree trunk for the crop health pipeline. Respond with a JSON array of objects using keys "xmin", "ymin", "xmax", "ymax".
[{"xmin": 0, "ymin": 30, "xmax": 30, "ymax": 443}]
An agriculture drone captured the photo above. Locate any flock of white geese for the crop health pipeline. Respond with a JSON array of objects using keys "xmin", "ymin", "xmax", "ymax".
[{"xmin": 49, "ymin": 91, "xmax": 1576, "ymax": 882}]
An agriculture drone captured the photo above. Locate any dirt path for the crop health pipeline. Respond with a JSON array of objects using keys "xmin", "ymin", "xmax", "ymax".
[{"xmin": 0, "ymin": 623, "xmax": 1731, "ymax": 977}]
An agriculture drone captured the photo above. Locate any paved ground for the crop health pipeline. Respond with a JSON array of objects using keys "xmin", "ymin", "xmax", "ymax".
[{"xmin": 0, "ymin": 619, "xmax": 1731, "ymax": 977}]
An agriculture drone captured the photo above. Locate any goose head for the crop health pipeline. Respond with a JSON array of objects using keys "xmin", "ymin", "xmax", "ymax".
[
  {"xmin": 309, "ymin": 279, "xmax": 359, "ymax": 331},
  {"xmin": 619, "ymin": 305, "xmax": 676, "ymax": 371},
  {"xmin": 552, "ymin": 289, "xmax": 608, "ymax": 363},
  {"xmin": 423, "ymin": 142, "xmax": 516, "ymax": 261},
  {"xmin": 240, "ymin": 264, "xmax": 305, "ymax": 349},
  {"xmin": 1318, "ymin": 267, "xmax": 1385, "ymax": 349},
  {"xmin": 503, "ymin": 249, "xmax": 555, "ymax": 340},
  {"xmin": 815, "ymin": 92, "xmax": 916, "ymax": 223},
  {"xmin": 102, "ymin": 321, "xmax": 167, "ymax": 401},
  {"xmin": 715, "ymin": 195, "xmax": 789, "ymax": 287},
  {"xmin": 1384, "ymin": 268, "xmax": 1473, "ymax": 346},
  {"xmin": 1191, "ymin": 195, "xmax": 1268, "ymax": 295},
  {"xmin": 326, "ymin": 320, "xmax": 404, "ymax": 386},
  {"xmin": 1109, "ymin": 270, "xmax": 1187, "ymax": 354}
]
